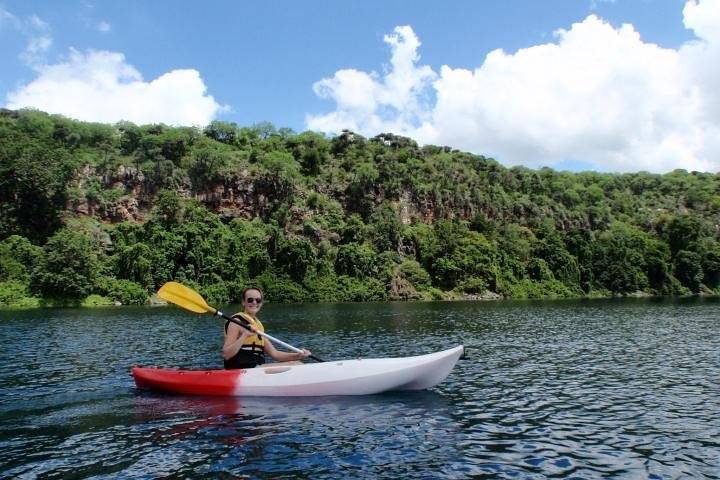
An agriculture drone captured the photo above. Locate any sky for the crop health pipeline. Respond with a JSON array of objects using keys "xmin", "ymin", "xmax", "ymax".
[{"xmin": 1, "ymin": 0, "xmax": 718, "ymax": 174}]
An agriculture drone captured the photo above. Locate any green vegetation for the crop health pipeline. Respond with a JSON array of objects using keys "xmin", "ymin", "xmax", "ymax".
[{"xmin": 1, "ymin": 108, "xmax": 719, "ymax": 308}]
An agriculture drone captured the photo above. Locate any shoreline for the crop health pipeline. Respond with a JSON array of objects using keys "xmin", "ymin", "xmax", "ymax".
[{"xmin": 2, "ymin": 290, "xmax": 716, "ymax": 311}]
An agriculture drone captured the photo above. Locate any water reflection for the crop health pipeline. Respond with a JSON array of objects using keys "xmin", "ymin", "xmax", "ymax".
[{"xmin": 128, "ymin": 390, "xmax": 459, "ymax": 478}]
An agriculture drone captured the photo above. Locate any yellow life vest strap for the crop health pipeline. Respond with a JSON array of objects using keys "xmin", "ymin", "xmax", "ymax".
[{"xmin": 224, "ymin": 312, "xmax": 265, "ymax": 353}]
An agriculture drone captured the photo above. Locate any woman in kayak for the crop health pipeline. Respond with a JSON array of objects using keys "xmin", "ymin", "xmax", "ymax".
[{"xmin": 223, "ymin": 287, "xmax": 312, "ymax": 369}]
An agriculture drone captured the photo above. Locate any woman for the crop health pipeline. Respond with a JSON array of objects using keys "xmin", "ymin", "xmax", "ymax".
[{"xmin": 222, "ymin": 287, "xmax": 312, "ymax": 369}]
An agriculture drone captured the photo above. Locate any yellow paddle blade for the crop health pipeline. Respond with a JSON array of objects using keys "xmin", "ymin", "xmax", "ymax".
[{"xmin": 157, "ymin": 281, "xmax": 216, "ymax": 314}]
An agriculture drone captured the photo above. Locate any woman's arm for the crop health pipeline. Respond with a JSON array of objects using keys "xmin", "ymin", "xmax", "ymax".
[
  {"xmin": 222, "ymin": 322, "xmax": 252, "ymax": 360},
  {"xmin": 264, "ymin": 340, "xmax": 311, "ymax": 362}
]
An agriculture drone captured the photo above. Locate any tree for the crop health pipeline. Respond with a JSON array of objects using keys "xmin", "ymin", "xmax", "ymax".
[
  {"xmin": 251, "ymin": 121, "xmax": 277, "ymax": 139},
  {"xmin": 150, "ymin": 189, "xmax": 185, "ymax": 228},
  {"xmin": 117, "ymin": 121, "xmax": 142, "ymax": 154},
  {"xmin": 368, "ymin": 202, "xmax": 403, "ymax": 252},
  {"xmin": 187, "ymin": 141, "xmax": 230, "ymax": 190},
  {"xmin": 0, "ymin": 124, "xmax": 76, "ymax": 241},
  {"xmin": 674, "ymin": 250, "xmax": 703, "ymax": 292},
  {"xmin": 450, "ymin": 231, "xmax": 500, "ymax": 290},
  {"xmin": 335, "ymin": 242, "xmax": 377, "ymax": 279},
  {"xmin": 6, "ymin": 107, "xmax": 720, "ymax": 304},
  {"xmin": 285, "ymin": 131, "xmax": 330, "ymax": 175},
  {"xmin": 204, "ymin": 120, "xmax": 238, "ymax": 145},
  {"xmin": 0, "ymin": 235, "xmax": 42, "ymax": 282},
  {"xmin": 531, "ymin": 226, "xmax": 580, "ymax": 287},
  {"xmin": 346, "ymin": 162, "xmax": 379, "ymax": 217},
  {"xmin": 275, "ymin": 236, "xmax": 317, "ymax": 282},
  {"xmin": 593, "ymin": 223, "xmax": 650, "ymax": 294},
  {"xmin": 644, "ymin": 239, "xmax": 674, "ymax": 294},
  {"xmin": 256, "ymin": 151, "xmax": 301, "ymax": 203},
  {"xmin": 663, "ymin": 214, "xmax": 702, "ymax": 255},
  {"xmin": 564, "ymin": 228, "xmax": 595, "ymax": 292},
  {"xmin": 114, "ymin": 242, "xmax": 153, "ymax": 288},
  {"xmin": 226, "ymin": 218, "xmax": 273, "ymax": 283},
  {"xmin": 700, "ymin": 242, "xmax": 720, "ymax": 289},
  {"xmin": 30, "ymin": 228, "xmax": 103, "ymax": 299}
]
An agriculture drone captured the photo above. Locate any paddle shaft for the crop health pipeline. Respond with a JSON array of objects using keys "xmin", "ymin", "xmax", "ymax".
[{"xmin": 217, "ymin": 310, "xmax": 324, "ymax": 362}]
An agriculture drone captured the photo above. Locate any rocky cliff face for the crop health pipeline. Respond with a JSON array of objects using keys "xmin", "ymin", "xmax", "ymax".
[
  {"xmin": 67, "ymin": 164, "xmax": 272, "ymax": 224},
  {"xmin": 67, "ymin": 165, "xmax": 151, "ymax": 223},
  {"xmin": 193, "ymin": 174, "xmax": 258, "ymax": 221},
  {"xmin": 66, "ymin": 163, "xmax": 444, "ymax": 227}
]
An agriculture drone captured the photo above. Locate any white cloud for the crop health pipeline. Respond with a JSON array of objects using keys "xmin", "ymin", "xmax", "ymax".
[
  {"xmin": 0, "ymin": 9, "xmax": 53, "ymax": 67},
  {"xmin": 97, "ymin": 21, "xmax": 111, "ymax": 33},
  {"xmin": 307, "ymin": 0, "xmax": 720, "ymax": 173},
  {"xmin": 5, "ymin": 49, "xmax": 226, "ymax": 126},
  {"xmin": 308, "ymin": 26, "xmax": 437, "ymax": 139}
]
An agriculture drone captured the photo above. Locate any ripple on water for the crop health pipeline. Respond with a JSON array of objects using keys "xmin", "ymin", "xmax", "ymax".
[{"xmin": 1, "ymin": 299, "xmax": 720, "ymax": 478}]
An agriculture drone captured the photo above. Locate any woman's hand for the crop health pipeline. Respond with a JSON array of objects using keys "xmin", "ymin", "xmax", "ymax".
[{"xmin": 296, "ymin": 349, "xmax": 312, "ymax": 359}]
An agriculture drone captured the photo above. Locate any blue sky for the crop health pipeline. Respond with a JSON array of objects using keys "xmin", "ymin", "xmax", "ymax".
[{"xmin": 1, "ymin": 0, "xmax": 718, "ymax": 173}]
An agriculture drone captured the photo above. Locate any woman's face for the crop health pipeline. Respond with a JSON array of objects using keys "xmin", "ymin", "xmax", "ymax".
[{"xmin": 242, "ymin": 289, "xmax": 263, "ymax": 315}]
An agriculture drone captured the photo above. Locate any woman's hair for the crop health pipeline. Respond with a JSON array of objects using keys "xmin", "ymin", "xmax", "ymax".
[{"xmin": 241, "ymin": 287, "xmax": 264, "ymax": 301}]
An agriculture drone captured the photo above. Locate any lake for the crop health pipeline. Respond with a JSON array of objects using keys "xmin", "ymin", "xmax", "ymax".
[{"xmin": 1, "ymin": 298, "xmax": 719, "ymax": 479}]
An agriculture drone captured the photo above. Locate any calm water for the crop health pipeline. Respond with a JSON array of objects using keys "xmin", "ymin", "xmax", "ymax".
[{"xmin": 1, "ymin": 298, "xmax": 719, "ymax": 479}]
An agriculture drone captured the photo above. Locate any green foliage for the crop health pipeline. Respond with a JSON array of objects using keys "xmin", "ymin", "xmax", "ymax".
[
  {"xmin": 150, "ymin": 189, "xmax": 185, "ymax": 228},
  {"xmin": 662, "ymin": 214, "xmax": 702, "ymax": 255},
  {"xmin": 102, "ymin": 278, "xmax": 149, "ymax": 305},
  {"xmin": 81, "ymin": 294, "xmax": 115, "ymax": 307},
  {"xmin": 185, "ymin": 139, "xmax": 232, "ymax": 190},
  {"xmin": 30, "ymin": 228, "xmax": 103, "ymax": 299},
  {"xmin": 0, "ymin": 235, "xmax": 42, "ymax": 282},
  {"xmin": 368, "ymin": 202, "xmax": 403, "ymax": 252},
  {"xmin": 700, "ymin": 242, "xmax": 720, "ymax": 289},
  {"xmin": 674, "ymin": 250, "xmax": 703, "ymax": 292},
  {"xmin": 275, "ymin": 236, "xmax": 317, "ymax": 282},
  {"xmin": 259, "ymin": 274, "xmax": 307, "ymax": 303},
  {"xmin": 593, "ymin": 223, "xmax": 650, "ymax": 294},
  {"xmin": 0, "ymin": 280, "xmax": 39, "ymax": 308},
  {"xmin": 285, "ymin": 131, "xmax": 330, "ymax": 175},
  {"xmin": 204, "ymin": 120, "xmax": 239, "ymax": 145},
  {"xmin": 198, "ymin": 281, "xmax": 231, "ymax": 306},
  {"xmin": 347, "ymin": 162, "xmax": 379, "ymax": 217},
  {"xmin": 335, "ymin": 242, "xmax": 377, "ymax": 279},
  {"xmin": 256, "ymin": 151, "xmax": 301, "ymax": 202},
  {"xmin": 0, "ymin": 113, "xmax": 77, "ymax": 241},
  {"xmin": 397, "ymin": 259, "xmax": 431, "ymax": 289},
  {"xmin": 532, "ymin": 225, "xmax": 580, "ymax": 286},
  {"xmin": 3, "ymin": 108, "xmax": 720, "ymax": 307}
]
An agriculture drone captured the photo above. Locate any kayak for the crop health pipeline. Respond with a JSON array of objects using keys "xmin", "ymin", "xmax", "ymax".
[{"xmin": 132, "ymin": 345, "xmax": 464, "ymax": 397}]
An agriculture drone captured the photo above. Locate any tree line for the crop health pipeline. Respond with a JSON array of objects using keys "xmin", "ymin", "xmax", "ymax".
[{"xmin": 1, "ymin": 108, "xmax": 719, "ymax": 308}]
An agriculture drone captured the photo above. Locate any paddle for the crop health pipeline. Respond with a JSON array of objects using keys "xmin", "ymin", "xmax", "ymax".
[{"xmin": 158, "ymin": 281, "xmax": 324, "ymax": 362}]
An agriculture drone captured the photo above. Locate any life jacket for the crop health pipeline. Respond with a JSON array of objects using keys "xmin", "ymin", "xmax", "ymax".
[{"xmin": 224, "ymin": 312, "xmax": 266, "ymax": 369}]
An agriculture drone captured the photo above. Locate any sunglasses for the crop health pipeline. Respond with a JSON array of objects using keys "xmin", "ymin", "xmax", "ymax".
[{"xmin": 244, "ymin": 297, "xmax": 263, "ymax": 304}]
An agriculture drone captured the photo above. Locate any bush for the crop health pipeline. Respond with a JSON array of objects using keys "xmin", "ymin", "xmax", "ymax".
[
  {"xmin": 397, "ymin": 260, "xmax": 431, "ymax": 289},
  {"xmin": 456, "ymin": 277, "xmax": 488, "ymax": 294},
  {"xmin": 0, "ymin": 235, "xmax": 42, "ymax": 282},
  {"xmin": 0, "ymin": 280, "xmax": 39, "ymax": 308},
  {"xmin": 82, "ymin": 294, "xmax": 114, "ymax": 306},
  {"xmin": 104, "ymin": 279, "xmax": 149, "ymax": 305},
  {"xmin": 30, "ymin": 228, "xmax": 102, "ymax": 299}
]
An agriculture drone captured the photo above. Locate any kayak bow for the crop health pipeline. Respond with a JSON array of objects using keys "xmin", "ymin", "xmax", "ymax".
[{"xmin": 132, "ymin": 345, "xmax": 464, "ymax": 397}]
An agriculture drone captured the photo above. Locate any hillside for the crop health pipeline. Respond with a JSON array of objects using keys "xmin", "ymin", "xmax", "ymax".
[{"xmin": 1, "ymin": 108, "xmax": 719, "ymax": 307}]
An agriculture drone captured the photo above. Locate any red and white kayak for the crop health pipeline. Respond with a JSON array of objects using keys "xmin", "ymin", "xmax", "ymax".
[{"xmin": 132, "ymin": 345, "xmax": 464, "ymax": 397}]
